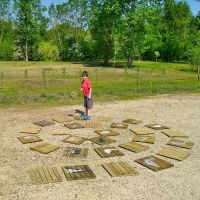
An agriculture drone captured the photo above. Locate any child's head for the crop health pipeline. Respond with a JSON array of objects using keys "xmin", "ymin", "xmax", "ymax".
[{"xmin": 82, "ymin": 71, "xmax": 88, "ymax": 80}]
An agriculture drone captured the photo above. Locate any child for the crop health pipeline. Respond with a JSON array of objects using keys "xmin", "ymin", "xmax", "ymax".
[{"xmin": 81, "ymin": 71, "xmax": 93, "ymax": 120}]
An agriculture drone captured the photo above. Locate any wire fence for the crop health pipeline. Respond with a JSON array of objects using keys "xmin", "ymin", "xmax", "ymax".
[{"xmin": 0, "ymin": 66, "xmax": 199, "ymax": 105}]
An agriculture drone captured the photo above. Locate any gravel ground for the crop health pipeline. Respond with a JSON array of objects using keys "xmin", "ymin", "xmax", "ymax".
[{"xmin": 0, "ymin": 94, "xmax": 200, "ymax": 200}]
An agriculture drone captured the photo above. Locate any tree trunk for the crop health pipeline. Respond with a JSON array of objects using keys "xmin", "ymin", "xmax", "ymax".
[
  {"xmin": 103, "ymin": 26, "xmax": 112, "ymax": 66},
  {"xmin": 198, "ymin": 66, "xmax": 200, "ymax": 80},
  {"xmin": 127, "ymin": 55, "xmax": 132, "ymax": 68},
  {"xmin": 25, "ymin": 39, "xmax": 28, "ymax": 61},
  {"xmin": 103, "ymin": 56, "xmax": 109, "ymax": 66}
]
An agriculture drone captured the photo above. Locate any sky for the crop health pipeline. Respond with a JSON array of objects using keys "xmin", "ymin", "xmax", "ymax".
[{"xmin": 41, "ymin": 0, "xmax": 200, "ymax": 16}]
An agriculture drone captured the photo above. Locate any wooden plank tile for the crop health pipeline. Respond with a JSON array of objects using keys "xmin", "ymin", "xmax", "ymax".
[
  {"xmin": 82, "ymin": 165, "xmax": 96, "ymax": 179},
  {"xmin": 119, "ymin": 142, "xmax": 149, "ymax": 153},
  {"xmin": 110, "ymin": 123, "xmax": 128, "ymax": 129},
  {"xmin": 84, "ymin": 121, "xmax": 104, "ymax": 128},
  {"xmin": 122, "ymin": 119, "xmax": 142, "ymax": 124},
  {"xmin": 135, "ymin": 155, "xmax": 174, "ymax": 172},
  {"xmin": 132, "ymin": 135, "xmax": 155, "ymax": 144},
  {"xmin": 52, "ymin": 128, "xmax": 71, "ymax": 135},
  {"xmin": 157, "ymin": 148, "xmax": 190, "ymax": 161},
  {"xmin": 38, "ymin": 167, "xmax": 48, "ymax": 184},
  {"xmin": 102, "ymin": 163, "xmax": 117, "ymax": 177},
  {"xmin": 94, "ymin": 147, "xmax": 124, "ymax": 158},
  {"xmin": 161, "ymin": 130, "xmax": 189, "ymax": 138},
  {"xmin": 62, "ymin": 136, "xmax": 87, "ymax": 145},
  {"xmin": 48, "ymin": 167, "xmax": 58, "ymax": 182},
  {"xmin": 62, "ymin": 166, "xmax": 73, "ymax": 181},
  {"xmin": 30, "ymin": 142, "xmax": 60, "ymax": 154},
  {"xmin": 63, "ymin": 147, "xmax": 88, "ymax": 158},
  {"xmin": 29, "ymin": 170, "xmax": 38, "ymax": 185},
  {"xmin": 20, "ymin": 127, "xmax": 41, "ymax": 134},
  {"xmin": 34, "ymin": 169, "xmax": 43, "ymax": 184},
  {"xmin": 29, "ymin": 166, "xmax": 62, "ymax": 185},
  {"xmin": 89, "ymin": 136, "xmax": 116, "ymax": 146},
  {"xmin": 119, "ymin": 161, "xmax": 139, "ymax": 175},
  {"xmin": 62, "ymin": 165, "xmax": 96, "ymax": 181},
  {"xmin": 52, "ymin": 167, "xmax": 63, "ymax": 182},
  {"xmin": 64, "ymin": 122, "xmax": 85, "ymax": 129},
  {"xmin": 52, "ymin": 116, "xmax": 73, "ymax": 123},
  {"xmin": 145, "ymin": 124, "xmax": 169, "ymax": 130},
  {"xmin": 102, "ymin": 162, "xmax": 139, "ymax": 177},
  {"xmin": 33, "ymin": 120, "xmax": 55, "ymax": 127},
  {"xmin": 95, "ymin": 129, "xmax": 119, "ymax": 137},
  {"xmin": 130, "ymin": 128, "xmax": 154, "ymax": 135},
  {"xmin": 166, "ymin": 138, "xmax": 194, "ymax": 149},
  {"xmin": 113, "ymin": 162, "xmax": 128, "ymax": 175},
  {"xmin": 43, "ymin": 167, "xmax": 53, "ymax": 182},
  {"xmin": 96, "ymin": 116, "xmax": 113, "ymax": 122},
  {"xmin": 17, "ymin": 135, "xmax": 42, "ymax": 144}
]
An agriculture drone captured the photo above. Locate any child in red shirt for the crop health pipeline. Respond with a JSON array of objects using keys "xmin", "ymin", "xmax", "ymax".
[{"xmin": 81, "ymin": 71, "xmax": 93, "ymax": 120}]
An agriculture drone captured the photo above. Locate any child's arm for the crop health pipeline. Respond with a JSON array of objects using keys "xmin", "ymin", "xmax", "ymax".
[{"xmin": 88, "ymin": 88, "xmax": 92, "ymax": 99}]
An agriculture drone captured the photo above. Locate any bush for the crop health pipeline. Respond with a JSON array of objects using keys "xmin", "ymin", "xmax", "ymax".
[{"xmin": 38, "ymin": 41, "xmax": 59, "ymax": 61}]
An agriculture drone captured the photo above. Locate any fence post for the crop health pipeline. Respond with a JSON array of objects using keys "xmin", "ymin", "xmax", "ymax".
[
  {"xmin": 24, "ymin": 69, "xmax": 28, "ymax": 79},
  {"xmin": 42, "ymin": 69, "xmax": 46, "ymax": 87},
  {"xmin": 136, "ymin": 66, "xmax": 140, "ymax": 93},
  {"xmin": 0, "ymin": 72, "xmax": 3, "ymax": 93},
  {"xmin": 150, "ymin": 68, "xmax": 153, "ymax": 93}
]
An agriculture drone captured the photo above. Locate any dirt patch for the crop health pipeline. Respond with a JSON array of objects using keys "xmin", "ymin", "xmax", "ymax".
[{"xmin": 0, "ymin": 94, "xmax": 200, "ymax": 200}]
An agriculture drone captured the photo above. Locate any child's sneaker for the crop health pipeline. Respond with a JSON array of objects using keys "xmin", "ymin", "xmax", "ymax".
[
  {"xmin": 81, "ymin": 113, "xmax": 87, "ymax": 117},
  {"xmin": 83, "ymin": 115, "xmax": 91, "ymax": 120}
]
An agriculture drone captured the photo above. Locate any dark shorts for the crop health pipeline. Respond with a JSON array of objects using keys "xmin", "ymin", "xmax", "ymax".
[{"xmin": 84, "ymin": 96, "xmax": 93, "ymax": 109}]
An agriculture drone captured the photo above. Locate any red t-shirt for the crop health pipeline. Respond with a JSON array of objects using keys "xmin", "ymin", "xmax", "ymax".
[{"xmin": 81, "ymin": 79, "xmax": 92, "ymax": 97}]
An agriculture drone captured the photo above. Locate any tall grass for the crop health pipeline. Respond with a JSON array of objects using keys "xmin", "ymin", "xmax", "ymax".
[{"xmin": 0, "ymin": 61, "xmax": 199, "ymax": 107}]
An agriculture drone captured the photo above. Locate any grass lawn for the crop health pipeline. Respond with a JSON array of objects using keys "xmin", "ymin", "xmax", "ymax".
[{"xmin": 0, "ymin": 61, "xmax": 199, "ymax": 107}]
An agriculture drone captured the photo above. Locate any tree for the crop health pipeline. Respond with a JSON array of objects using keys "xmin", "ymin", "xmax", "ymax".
[
  {"xmin": 14, "ymin": 0, "xmax": 44, "ymax": 61},
  {"xmin": 38, "ymin": 41, "xmax": 59, "ymax": 61},
  {"xmin": 116, "ymin": 0, "xmax": 163, "ymax": 66},
  {"xmin": 161, "ymin": 0, "xmax": 192, "ymax": 61},
  {"xmin": 82, "ymin": 0, "xmax": 135, "ymax": 65}
]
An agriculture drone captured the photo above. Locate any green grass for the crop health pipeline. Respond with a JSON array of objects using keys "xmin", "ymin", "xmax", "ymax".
[{"xmin": 0, "ymin": 61, "xmax": 199, "ymax": 107}]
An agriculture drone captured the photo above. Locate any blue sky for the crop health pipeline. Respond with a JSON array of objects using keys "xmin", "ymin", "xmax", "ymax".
[{"xmin": 42, "ymin": 0, "xmax": 200, "ymax": 15}]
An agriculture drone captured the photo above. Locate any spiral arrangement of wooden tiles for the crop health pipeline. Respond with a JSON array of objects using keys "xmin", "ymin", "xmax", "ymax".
[{"xmin": 17, "ymin": 114, "xmax": 194, "ymax": 184}]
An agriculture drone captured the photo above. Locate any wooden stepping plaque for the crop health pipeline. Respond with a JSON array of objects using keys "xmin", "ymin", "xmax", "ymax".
[
  {"xmin": 102, "ymin": 162, "xmax": 139, "ymax": 177},
  {"xmin": 84, "ymin": 121, "xmax": 104, "ymax": 128},
  {"xmin": 110, "ymin": 123, "xmax": 128, "ymax": 129},
  {"xmin": 95, "ymin": 129, "xmax": 119, "ymax": 137},
  {"xmin": 166, "ymin": 138, "xmax": 194, "ymax": 149},
  {"xmin": 119, "ymin": 142, "xmax": 149, "ymax": 153},
  {"xmin": 74, "ymin": 115, "xmax": 83, "ymax": 120},
  {"xmin": 63, "ymin": 147, "xmax": 89, "ymax": 158},
  {"xmin": 122, "ymin": 119, "xmax": 142, "ymax": 124},
  {"xmin": 62, "ymin": 136, "xmax": 87, "ymax": 145},
  {"xmin": 97, "ymin": 116, "xmax": 113, "ymax": 122},
  {"xmin": 20, "ymin": 127, "xmax": 41, "ymax": 134},
  {"xmin": 18, "ymin": 135, "xmax": 42, "ymax": 144},
  {"xmin": 62, "ymin": 165, "xmax": 96, "ymax": 181},
  {"xmin": 33, "ymin": 120, "xmax": 55, "ymax": 127},
  {"xmin": 145, "ymin": 124, "xmax": 169, "ymax": 130},
  {"xmin": 52, "ymin": 128, "xmax": 71, "ymax": 135},
  {"xmin": 52, "ymin": 116, "xmax": 73, "ymax": 123},
  {"xmin": 157, "ymin": 148, "xmax": 190, "ymax": 161},
  {"xmin": 64, "ymin": 122, "xmax": 85, "ymax": 129},
  {"xmin": 89, "ymin": 136, "xmax": 116, "ymax": 146},
  {"xmin": 130, "ymin": 128, "xmax": 154, "ymax": 135},
  {"xmin": 29, "ymin": 166, "xmax": 62, "ymax": 185},
  {"xmin": 94, "ymin": 147, "xmax": 124, "ymax": 158},
  {"xmin": 135, "ymin": 155, "xmax": 174, "ymax": 171},
  {"xmin": 30, "ymin": 142, "xmax": 60, "ymax": 154},
  {"xmin": 132, "ymin": 135, "xmax": 155, "ymax": 144},
  {"xmin": 161, "ymin": 130, "xmax": 189, "ymax": 138}
]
